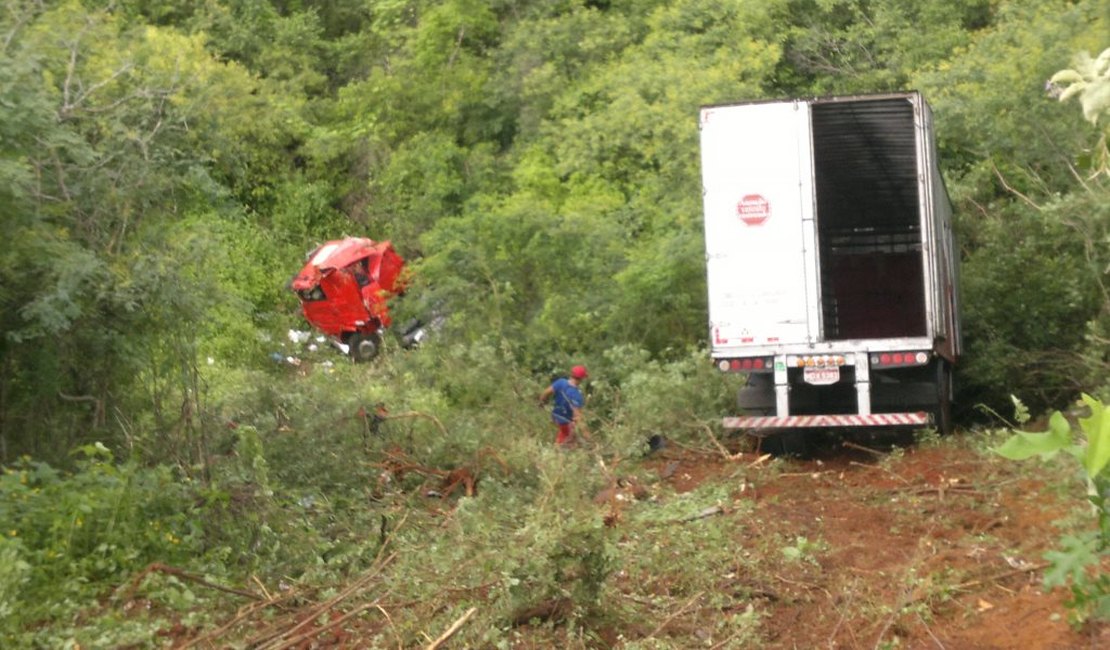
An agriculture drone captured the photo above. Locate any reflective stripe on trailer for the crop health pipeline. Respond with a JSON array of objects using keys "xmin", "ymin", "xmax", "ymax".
[{"xmin": 723, "ymin": 412, "xmax": 929, "ymax": 429}]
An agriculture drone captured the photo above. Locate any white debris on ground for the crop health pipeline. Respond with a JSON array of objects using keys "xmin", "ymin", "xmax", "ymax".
[
  {"xmin": 287, "ymin": 329, "xmax": 312, "ymax": 344},
  {"xmin": 270, "ymin": 329, "xmax": 336, "ymax": 368}
]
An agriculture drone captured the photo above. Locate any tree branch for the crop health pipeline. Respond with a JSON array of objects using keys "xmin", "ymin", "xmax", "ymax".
[
  {"xmin": 2, "ymin": 0, "xmax": 42, "ymax": 51},
  {"xmin": 992, "ymin": 163, "xmax": 1042, "ymax": 210},
  {"xmin": 425, "ymin": 607, "xmax": 477, "ymax": 650},
  {"xmin": 120, "ymin": 562, "xmax": 263, "ymax": 602},
  {"xmin": 446, "ymin": 26, "xmax": 466, "ymax": 69},
  {"xmin": 643, "ymin": 591, "xmax": 704, "ymax": 640}
]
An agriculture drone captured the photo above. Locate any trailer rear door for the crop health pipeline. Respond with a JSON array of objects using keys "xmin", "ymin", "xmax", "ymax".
[{"xmin": 700, "ymin": 101, "xmax": 819, "ymax": 353}]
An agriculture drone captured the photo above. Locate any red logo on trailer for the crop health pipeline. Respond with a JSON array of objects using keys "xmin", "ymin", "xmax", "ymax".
[{"xmin": 736, "ymin": 194, "xmax": 770, "ymax": 226}]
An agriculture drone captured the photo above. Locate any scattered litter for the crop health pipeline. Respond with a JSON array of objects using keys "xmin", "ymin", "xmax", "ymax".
[
  {"xmin": 1003, "ymin": 555, "xmax": 1035, "ymax": 570},
  {"xmin": 748, "ymin": 453, "xmax": 772, "ymax": 467},
  {"xmin": 680, "ymin": 504, "xmax": 728, "ymax": 523},
  {"xmin": 268, "ymin": 352, "xmax": 302, "ymax": 366}
]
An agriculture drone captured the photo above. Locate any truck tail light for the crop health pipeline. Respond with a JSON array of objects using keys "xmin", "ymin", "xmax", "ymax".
[
  {"xmin": 870, "ymin": 351, "xmax": 930, "ymax": 368},
  {"xmin": 717, "ymin": 357, "xmax": 773, "ymax": 373}
]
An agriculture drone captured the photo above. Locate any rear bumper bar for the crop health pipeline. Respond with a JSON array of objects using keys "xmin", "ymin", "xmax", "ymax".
[{"xmin": 723, "ymin": 412, "xmax": 929, "ymax": 429}]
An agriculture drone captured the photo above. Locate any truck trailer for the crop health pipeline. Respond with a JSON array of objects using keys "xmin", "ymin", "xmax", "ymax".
[{"xmin": 699, "ymin": 91, "xmax": 960, "ymax": 434}]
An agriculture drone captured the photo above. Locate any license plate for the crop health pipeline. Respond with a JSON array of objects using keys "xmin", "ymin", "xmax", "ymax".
[{"xmin": 803, "ymin": 366, "xmax": 840, "ymax": 385}]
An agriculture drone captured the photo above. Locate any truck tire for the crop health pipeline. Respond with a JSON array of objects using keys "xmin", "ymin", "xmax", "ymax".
[
  {"xmin": 932, "ymin": 359, "xmax": 953, "ymax": 435},
  {"xmin": 756, "ymin": 430, "xmax": 810, "ymax": 457},
  {"xmin": 348, "ymin": 332, "xmax": 382, "ymax": 362}
]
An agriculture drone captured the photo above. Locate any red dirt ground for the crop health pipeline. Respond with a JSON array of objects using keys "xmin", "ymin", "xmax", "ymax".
[{"xmin": 645, "ymin": 435, "xmax": 1110, "ymax": 649}]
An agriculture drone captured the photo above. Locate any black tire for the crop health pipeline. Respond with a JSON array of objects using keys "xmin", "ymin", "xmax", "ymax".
[
  {"xmin": 755, "ymin": 430, "xmax": 810, "ymax": 457},
  {"xmin": 348, "ymin": 332, "xmax": 382, "ymax": 362},
  {"xmin": 932, "ymin": 358, "xmax": 953, "ymax": 435}
]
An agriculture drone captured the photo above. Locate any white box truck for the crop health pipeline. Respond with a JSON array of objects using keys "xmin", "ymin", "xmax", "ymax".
[{"xmin": 700, "ymin": 91, "xmax": 960, "ymax": 434}]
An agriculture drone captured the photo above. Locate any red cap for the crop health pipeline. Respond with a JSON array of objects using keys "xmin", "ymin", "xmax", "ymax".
[{"xmin": 571, "ymin": 365, "xmax": 588, "ymax": 379}]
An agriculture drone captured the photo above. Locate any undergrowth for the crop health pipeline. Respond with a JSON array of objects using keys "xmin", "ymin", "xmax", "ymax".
[
  {"xmin": 20, "ymin": 338, "xmax": 1109, "ymax": 646},
  {"xmin": 1, "ymin": 341, "xmax": 745, "ymax": 647}
]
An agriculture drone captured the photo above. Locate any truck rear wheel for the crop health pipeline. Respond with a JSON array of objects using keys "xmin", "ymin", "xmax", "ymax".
[
  {"xmin": 348, "ymin": 332, "xmax": 382, "ymax": 362},
  {"xmin": 932, "ymin": 359, "xmax": 953, "ymax": 435},
  {"xmin": 755, "ymin": 430, "xmax": 811, "ymax": 457}
]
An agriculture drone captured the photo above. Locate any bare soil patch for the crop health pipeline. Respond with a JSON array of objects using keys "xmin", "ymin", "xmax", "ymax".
[{"xmin": 643, "ymin": 433, "xmax": 1110, "ymax": 649}]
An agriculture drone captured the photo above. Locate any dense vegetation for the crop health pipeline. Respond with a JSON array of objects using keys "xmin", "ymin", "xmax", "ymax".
[{"xmin": 0, "ymin": 0, "xmax": 1107, "ymax": 646}]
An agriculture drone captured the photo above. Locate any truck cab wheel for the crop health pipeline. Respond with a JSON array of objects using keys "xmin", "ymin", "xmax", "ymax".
[{"xmin": 348, "ymin": 332, "xmax": 382, "ymax": 362}]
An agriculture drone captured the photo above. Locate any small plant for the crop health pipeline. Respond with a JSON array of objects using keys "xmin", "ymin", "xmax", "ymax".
[
  {"xmin": 914, "ymin": 426, "xmax": 942, "ymax": 448},
  {"xmin": 879, "ymin": 444, "xmax": 907, "ymax": 472},
  {"xmin": 781, "ymin": 535, "xmax": 827, "ymax": 565},
  {"xmin": 994, "ymin": 394, "xmax": 1110, "ymax": 624}
]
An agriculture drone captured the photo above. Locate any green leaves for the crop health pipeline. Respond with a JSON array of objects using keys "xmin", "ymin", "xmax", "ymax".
[
  {"xmin": 1079, "ymin": 394, "xmax": 1110, "ymax": 478},
  {"xmin": 996, "ymin": 395, "xmax": 1110, "ymax": 625},
  {"xmin": 1043, "ymin": 532, "xmax": 1098, "ymax": 588},
  {"xmin": 1051, "ymin": 47, "xmax": 1110, "ymax": 124},
  {"xmin": 0, "ymin": 455, "xmax": 202, "ymax": 646},
  {"xmin": 995, "ymin": 394, "xmax": 1110, "ymax": 481},
  {"xmin": 995, "ymin": 410, "xmax": 1073, "ymax": 461}
]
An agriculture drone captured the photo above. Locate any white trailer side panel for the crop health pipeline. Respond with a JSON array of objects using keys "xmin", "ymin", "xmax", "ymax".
[
  {"xmin": 918, "ymin": 98, "xmax": 961, "ymax": 361},
  {"xmin": 700, "ymin": 102, "xmax": 819, "ymax": 355}
]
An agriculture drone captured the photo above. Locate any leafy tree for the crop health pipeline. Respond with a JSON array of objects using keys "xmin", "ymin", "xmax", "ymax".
[
  {"xmin": 414, "ymin": 0, "xmax": 785, "ymax": 362},
  {"xmin": 1049, "ymin": 46, "xmax": 1110, "ymax": 399},
  {"xmin": 919, "ymin": 0, "xmax": 1104, "ymax": 195},
  {"xmin": 777, "ymin": 0, "xmax": 993, "ymax": 95},
  {"xmin": 913, "ymin": 1, "xmax": 1107, "ymax": 414},
  {"xmin": 958, "ymin": 199, "xmax": 1103, "ymax": 411},
  {"xmin": 0, "ymin": 2, "xmax": 309, "ymax": 462}
]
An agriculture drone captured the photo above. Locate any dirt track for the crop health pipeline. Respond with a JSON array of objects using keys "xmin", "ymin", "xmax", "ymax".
[{"xmin": 644, "ymin": 431, "xmax": 1109, "ymax": 649}]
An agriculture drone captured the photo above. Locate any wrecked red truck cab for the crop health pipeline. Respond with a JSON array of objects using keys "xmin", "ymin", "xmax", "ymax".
[{"xmin": 289, "ymin": 237, "xmax": 406, "ymax": 361}]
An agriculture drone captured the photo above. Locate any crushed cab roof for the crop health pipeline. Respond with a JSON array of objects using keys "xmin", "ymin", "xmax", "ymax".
[{"xmin": 306, "ymin": 237, "xmax": 381, "ymax": 271}]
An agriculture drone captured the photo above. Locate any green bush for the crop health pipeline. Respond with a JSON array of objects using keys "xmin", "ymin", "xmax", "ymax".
[
  {"xmin": 0, "ymin": 444, "xmax": 202, "ymax": 647},
  {"xmin": 596, "ymin": 346, "xmax": 744, "ymax": 457}
]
